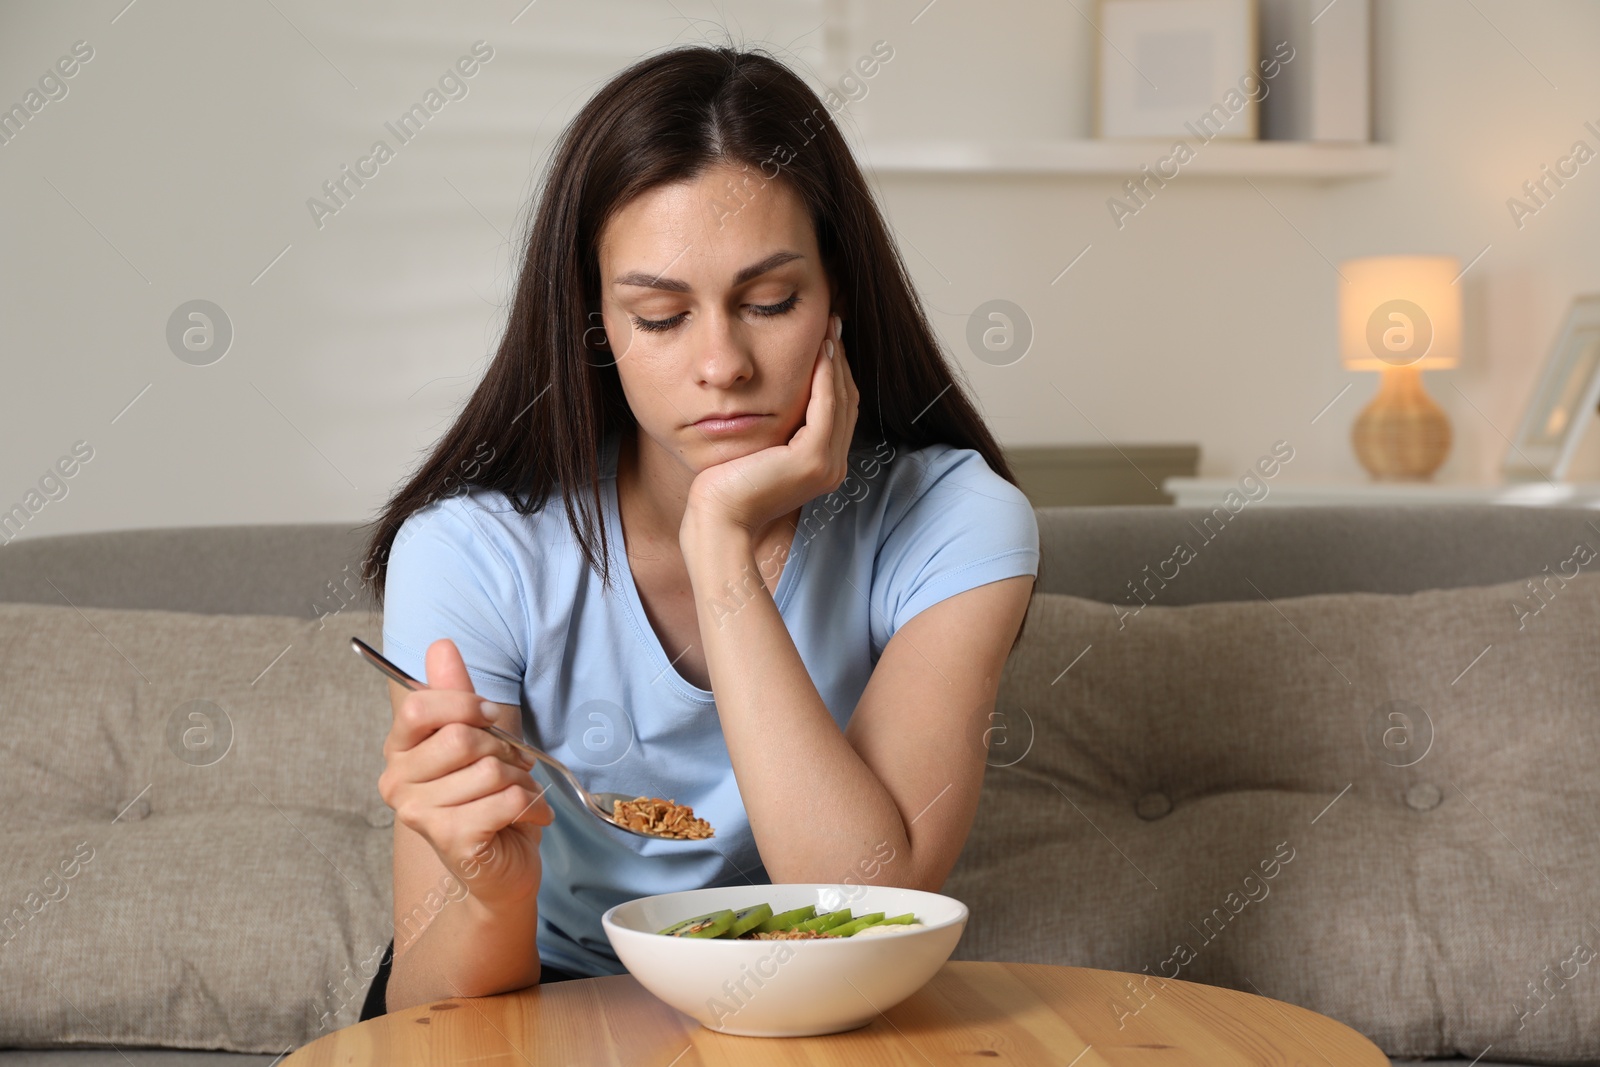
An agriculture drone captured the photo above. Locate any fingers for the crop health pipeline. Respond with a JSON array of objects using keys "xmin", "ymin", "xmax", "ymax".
[
  {"xmin": 823, "ymin": 314, "xmax": 842, "ymax": 370},
  {"xmin": 835, "ymin": 316, "xmax": 857, "ymax": 406},
  {"xmin": 502, "ymin": 781, "xmax": 556, "ymax": 827},
  {"xmin": 441, "ymin": 782, "xmax": 555, "ymax": 836},
  {"xmin": 794, "ymin": 314, "xmax": 855, "ymax": 491},
  {"xmin": 396, "ymin": 717, "xmax": 532, "ymax": 784},
  {"xmin": 415, "ymin": 751, "xmax": 539, "ymax": 810},
  {"xmin": 386, "ymin": 688, "xmax": 501, "ymax": 755},
  {"xmin": 778, "ymin": 315, "xmax": 856, "ymax": 500},
  {"xmin": 825, "ymin": 315, "xmax": 857, "ymax": 462},
  {"xmin": 425, "ymin": 637, "xmax": 479, "ymax": 694},
  {"xmin": 827, "ymin": 315, "xmax": 856, "ymax": 405},
  {"xmin": 797, "ymin": 328, "xmax": 834, "ymax": 443},
  {"xmin": 388, "ymin": 748, "xmax": 553, "ymax": 832},
  {"xmin": 398, "ymin": 782, "xmax": 554, "ymax": 871}
]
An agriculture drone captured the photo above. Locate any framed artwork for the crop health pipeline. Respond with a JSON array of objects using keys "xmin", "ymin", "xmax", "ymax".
[
  {"xmin": 1504, "ymin": 293, "xmax": 1600, "ymax": 481},
  {"xmin": 1095, "ymin": 0, "xmax": 1259, "ymax": 140}
]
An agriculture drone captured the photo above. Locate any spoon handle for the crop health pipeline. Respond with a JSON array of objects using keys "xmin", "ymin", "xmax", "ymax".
[{"xmin": 348, "ymin": 636, "xmax": 596, "ymax": 809}]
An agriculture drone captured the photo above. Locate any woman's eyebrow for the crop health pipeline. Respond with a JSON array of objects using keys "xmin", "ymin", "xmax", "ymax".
[{"xmin": 611, "ymin": 250, "xmax": 804, "ymax": 293}]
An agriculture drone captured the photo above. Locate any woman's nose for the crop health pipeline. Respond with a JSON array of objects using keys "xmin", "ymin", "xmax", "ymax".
[{"xmin": 694, "ymin": 314, "xmax": 755, "ymax": 387}]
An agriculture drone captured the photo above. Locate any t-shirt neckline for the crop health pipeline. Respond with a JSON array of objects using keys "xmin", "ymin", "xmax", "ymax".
[{"xmin": 600, "ymin": 429, "xmax": 815, "ymax": 702}]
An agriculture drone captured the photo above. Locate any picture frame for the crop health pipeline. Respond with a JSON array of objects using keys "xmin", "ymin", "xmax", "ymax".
[
  {"xmin": 1094, "ymin": 0, "xmax": 1259, "ymax": 140},
  {"xmin": 1504, "ymin": 293, "xmax": 1600, "ymax": 481}
]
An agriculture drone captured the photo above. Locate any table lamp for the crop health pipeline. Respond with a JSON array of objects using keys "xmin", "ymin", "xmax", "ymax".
[{"xmin": 1337, "ymin": 254, "xmax": 1462, "ymax": 480}]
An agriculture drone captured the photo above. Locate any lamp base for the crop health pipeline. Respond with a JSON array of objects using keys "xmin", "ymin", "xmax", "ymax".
[{"xmin": 1351, "ymin": 366, "xmax": 1452, "ymax": 481}]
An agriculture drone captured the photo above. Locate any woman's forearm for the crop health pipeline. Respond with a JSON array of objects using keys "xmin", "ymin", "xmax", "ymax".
[
  {"xmin": 384, "ymin": 890, "xmax": 542, "ymax": 1013},
  {"xmin": 682, "ymin": 520, "xmax": 919, "ymax": 887}
]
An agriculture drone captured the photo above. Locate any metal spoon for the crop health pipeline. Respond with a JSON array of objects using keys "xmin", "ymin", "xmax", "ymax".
[{"xmin": 349, "ymin": 636, "xmax": 706, "ymax": 840}]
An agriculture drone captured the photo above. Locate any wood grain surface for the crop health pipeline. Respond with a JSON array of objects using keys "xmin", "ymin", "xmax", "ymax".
[{"xmin": 284, "ymin": 960, "xmax": 1389, "ymax": 1066}]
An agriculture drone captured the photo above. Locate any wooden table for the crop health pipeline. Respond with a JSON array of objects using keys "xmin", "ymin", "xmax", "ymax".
[{"xmin": 284, "ymin": 960, "xmax": 1390, "ymax": 1066}]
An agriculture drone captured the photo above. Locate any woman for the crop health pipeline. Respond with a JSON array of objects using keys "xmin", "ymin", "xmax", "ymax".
[{"xmin": 356, "ymin": 42, "xmax": 1040, "ymax": 1017}]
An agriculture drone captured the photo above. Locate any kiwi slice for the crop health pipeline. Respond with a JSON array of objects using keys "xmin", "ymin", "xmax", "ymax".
[
  {"xmin": 725, "ymin": 903, "xmax": 774, "ymax": 938},
  {"xmin": 827, "ymin": 912, "xmax": 887, "ymax": 937},
  {"xmin": 754, "ymin": 904, "xmax": 817, "ymax": 933},
  {"xmin": 794, "ymin": 908, "xmax": 852, "ymax": 933},
  {"xmin": 657, "ymin": 908, "xmax": 736, "ymax": 938}
]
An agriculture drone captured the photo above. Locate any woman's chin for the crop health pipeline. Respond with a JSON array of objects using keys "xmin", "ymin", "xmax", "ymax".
[{"xmin": 688, "ymin": 439, "xmax": 764, "ymax": 468}]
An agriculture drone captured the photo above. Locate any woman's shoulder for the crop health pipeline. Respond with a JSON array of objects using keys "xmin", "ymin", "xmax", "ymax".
[
  {"xmin": 392, "ymin": 483, "xmax": 565, "ymax": 571},
  {"xmin": 856, "ymin": 436, "xmax": 1039, "ymax": 652},
  {"xmin": 871, "ymin": 437, "xmax": 1034, "ymax": 520}
]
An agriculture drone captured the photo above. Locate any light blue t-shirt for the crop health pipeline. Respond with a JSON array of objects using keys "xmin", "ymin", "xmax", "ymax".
[{"xmin": 381, "ymin": 428, "xmax": 1040, "ymax": 976}]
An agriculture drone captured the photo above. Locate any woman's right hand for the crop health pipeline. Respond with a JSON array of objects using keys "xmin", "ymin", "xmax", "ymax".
[{"xmin": 377, "ymin": 638, "xmax": 553, "ymax": 909}]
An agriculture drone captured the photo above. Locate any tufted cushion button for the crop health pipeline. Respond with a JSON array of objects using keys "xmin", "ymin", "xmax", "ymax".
[
  {"xmin": 1134, "ymin": 792, "xmax": 1172, "ymax": 820},
  {"xmin": 117, "ymin": 796, "xmax": 151, "ymax": 822},
  {"xmin": 367, "ymin": 806, "xmax": 395, "ymax": 828},
  {"xmin": 1404, "ymin": 782, "xmax": 1443, "ymax": 811}
]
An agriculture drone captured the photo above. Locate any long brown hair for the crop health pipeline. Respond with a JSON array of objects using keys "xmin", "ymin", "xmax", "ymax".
[{"xmin": 358, "ymin": 44, "xmax": 1036, "ymax": 645}]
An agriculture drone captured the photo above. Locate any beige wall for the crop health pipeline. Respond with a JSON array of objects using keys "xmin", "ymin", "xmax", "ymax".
[{"xmin": 3, "ymin": 0, "xmax": 1598, "ymax": 543}]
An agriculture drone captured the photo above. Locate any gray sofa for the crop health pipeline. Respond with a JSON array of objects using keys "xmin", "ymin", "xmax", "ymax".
[{"xmin": 3, "ymin": 505, "xmax": 1598, "ymax": 1066}]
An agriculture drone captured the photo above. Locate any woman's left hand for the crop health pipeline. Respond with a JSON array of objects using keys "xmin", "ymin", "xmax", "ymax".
[{"xmin": 683, "ymin": 313, "xmax": 859, "ymax": 540}]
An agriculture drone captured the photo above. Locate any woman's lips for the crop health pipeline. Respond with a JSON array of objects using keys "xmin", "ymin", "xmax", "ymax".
[{"xmin": 692, "ymin": 414, "xmax": 766, "ymax": 434}]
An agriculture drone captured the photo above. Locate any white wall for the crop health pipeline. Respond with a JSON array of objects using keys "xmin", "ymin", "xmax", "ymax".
[{"xmin": 3, "ymin": 0, "xmax": 1598, "ymax": 544}]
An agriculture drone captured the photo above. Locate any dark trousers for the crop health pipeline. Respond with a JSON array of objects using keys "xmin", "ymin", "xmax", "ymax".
[{"xmin": 358, "ymin": 937, "xmax": 587, "ymax": 1020}]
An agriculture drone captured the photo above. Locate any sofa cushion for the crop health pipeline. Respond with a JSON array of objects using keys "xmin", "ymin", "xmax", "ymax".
[
  {"xmin": 949, "ymin": 571, "xmax": 1600, "ymax": 1065},
  {"xmin": 0, "ymin": 604, "xmax": 394, "ymax": 1054}
]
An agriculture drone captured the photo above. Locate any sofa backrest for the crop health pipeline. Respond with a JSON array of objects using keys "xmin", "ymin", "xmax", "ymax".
[
  {"xmin": 2, "ymin": 504, "xmax": 1597, "ymax": 615},
  {"xmin": 7, "ymin": 505, "xmax": 1598, "ymax": 1061}
]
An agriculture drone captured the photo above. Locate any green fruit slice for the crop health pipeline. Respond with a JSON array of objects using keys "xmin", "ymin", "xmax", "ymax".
[
  {"xmin": 827, "ymin": 912, "xmax": 887, "ymax": 937},
  {"xmin": 794, "ymin": 908, "xmax": 852, "ymax": 933},
  {"xmin": 725, "ymin": 903, "xmax": 774, "ymax": 938},
  {"xmin": 658, "ymin": 908, "xmax": 736, "ymax": 938},
  {"xmin": 754, "ymin": 904, "xmax": 817, "ymax": 933}
]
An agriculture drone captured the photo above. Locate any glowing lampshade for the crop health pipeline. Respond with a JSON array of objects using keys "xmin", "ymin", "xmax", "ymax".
[{"xmin": 1338, "ymin": 255, "xmax": 1462, "ymax": 372}]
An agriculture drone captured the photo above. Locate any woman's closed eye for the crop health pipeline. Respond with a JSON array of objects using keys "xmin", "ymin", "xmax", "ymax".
[{"xmin": 630, "ymin": 292, "xmax": 801, "ymax": 334}]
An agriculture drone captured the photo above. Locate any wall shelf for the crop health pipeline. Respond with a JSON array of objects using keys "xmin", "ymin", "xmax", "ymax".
[{"xmin": 856, "ymin": 138, "xmax": 1392, "ymax": 179}]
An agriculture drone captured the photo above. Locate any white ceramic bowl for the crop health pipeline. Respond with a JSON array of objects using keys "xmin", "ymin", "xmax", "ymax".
[{"xmin": 601, "ymin": 883, "xmax": 968, "ymax": 1037}]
